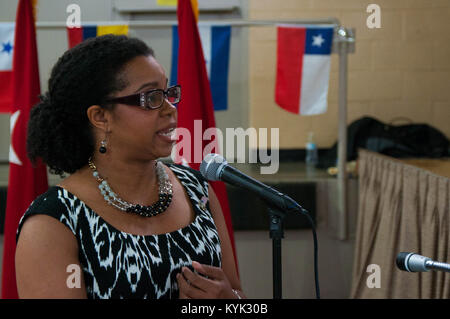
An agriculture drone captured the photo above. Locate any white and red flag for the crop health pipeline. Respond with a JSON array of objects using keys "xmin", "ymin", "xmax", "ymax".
[
  {"xmin": 0, "ymin": 22, "xmax": 14, "ymax": 113},
  {"xmin": 275, "ymin": 25, "xmax": 334, "ymax": 115},
  {"xmin": 1, "ymin": 0, "xmax": 49, "ymax": 299}
]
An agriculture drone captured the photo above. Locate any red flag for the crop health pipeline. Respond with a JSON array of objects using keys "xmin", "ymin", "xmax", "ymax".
[
  {"xmin": 1, "ymin": 0, "xmax": 48, "ymax": 299},
  {"xmin": 175, "ymin": 0, "xmax": 238, "ymax": 270},
  {"xmin": 67, "ymin": 26, "xmax": 83, "ymax": 49}
]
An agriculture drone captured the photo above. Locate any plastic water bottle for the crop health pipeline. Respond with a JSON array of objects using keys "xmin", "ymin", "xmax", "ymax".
[{"xmin": 305, "ymin": 132, "xmax": 318, "ymax": 167}]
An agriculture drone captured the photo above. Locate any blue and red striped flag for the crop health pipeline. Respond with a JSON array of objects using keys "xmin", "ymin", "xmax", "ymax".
[
  {"xmin": 275, "ymin": 25, "xmax": 334, "ymax": 115},
  {"xmin": 171, "ymin": 25, "xmax": 231, "ymax": 111}
]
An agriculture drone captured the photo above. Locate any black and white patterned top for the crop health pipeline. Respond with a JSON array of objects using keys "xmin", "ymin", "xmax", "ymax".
[{"xmin": 16, "ymin": 164, "xmax": 222, "ymax": 299}]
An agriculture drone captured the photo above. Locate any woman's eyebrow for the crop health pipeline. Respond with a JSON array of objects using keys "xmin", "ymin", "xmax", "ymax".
[
  {"xmin": 133, "ymin": 78, "xmax": 169, "ymax": 93},
  {"xmin": 134, "ymin": 81, "xmax": 159, "ymax": 93}
]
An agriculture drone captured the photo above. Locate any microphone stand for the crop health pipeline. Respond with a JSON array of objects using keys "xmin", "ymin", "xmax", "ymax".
[{"xmin": 268, "ymin": 205, "xmax": 286, "ymax": 299}]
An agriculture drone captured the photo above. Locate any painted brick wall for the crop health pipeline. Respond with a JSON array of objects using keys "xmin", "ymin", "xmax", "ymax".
[{"xmin": 248, "ymin": 0, "xmax": 450, "ymax": 148}]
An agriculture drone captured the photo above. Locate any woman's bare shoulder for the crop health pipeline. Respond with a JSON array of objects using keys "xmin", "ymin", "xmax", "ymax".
[{"xmin": 15, "ymin": 207, "xmax": 85, "ymax": 298}]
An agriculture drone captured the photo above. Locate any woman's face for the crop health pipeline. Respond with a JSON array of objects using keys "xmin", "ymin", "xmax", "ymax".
[{"xmin": 107, "ymin": 55, "xmax": 177, "ymax": 161}]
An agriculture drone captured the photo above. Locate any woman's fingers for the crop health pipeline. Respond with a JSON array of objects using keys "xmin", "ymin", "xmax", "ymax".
[
  {"xmin": 176, "ymin": 273, "xmax": 190, "ymax": 299},
  {"xmin": 181, "ymin": 266, "xmax": 214, "ymax": 292},
  {"xmin": 177, "ymin": 271, "xmax": 205, "ymax": 299},
  {"xmin": 178, "ymin": 262, "xmax": 237, "ymax": 299},
  {"xmin": 192, "ymin": 261, "xmax": 224, "ymax": 280}
]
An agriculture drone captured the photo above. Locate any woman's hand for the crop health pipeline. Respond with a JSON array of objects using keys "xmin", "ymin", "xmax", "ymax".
[{"xmin": 177, "ymin": 261, "xmax": 240, "ymax": 299}]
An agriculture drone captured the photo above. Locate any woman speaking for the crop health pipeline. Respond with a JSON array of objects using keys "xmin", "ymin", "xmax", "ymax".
[{"xmin": 15, "ymin": 34, "xmax": 243, "ymax": 299}]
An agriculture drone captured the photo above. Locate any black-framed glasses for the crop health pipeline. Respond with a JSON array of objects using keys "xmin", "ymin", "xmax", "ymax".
[{"xmin": 106, "ymin": 85, "xmax": 181, "ymax": 110}]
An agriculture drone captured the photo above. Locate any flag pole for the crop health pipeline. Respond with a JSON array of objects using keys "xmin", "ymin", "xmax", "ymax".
[
  {"xmin": 335, "ymin": 27, "xmax": 355, "ymax": 241},
  {"xmin": 35, "ymin": 18, "xmax": 341, "ymax": 29}
]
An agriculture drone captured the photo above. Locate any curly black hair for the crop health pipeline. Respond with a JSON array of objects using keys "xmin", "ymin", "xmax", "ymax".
[{"xmin": 27, "ymin": 34, "xmax": 154, "ymax": 176}]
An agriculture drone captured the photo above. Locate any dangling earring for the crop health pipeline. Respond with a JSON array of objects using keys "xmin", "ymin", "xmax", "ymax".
[{"xmin": 99, "ymin": 139, "xmax": 107, "ymax": 154}]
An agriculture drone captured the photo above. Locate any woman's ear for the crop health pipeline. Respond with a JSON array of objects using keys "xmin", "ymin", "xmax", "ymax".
[{"xmin": 86, "ymin": 105, "xmax": 110, "ymax": 132}]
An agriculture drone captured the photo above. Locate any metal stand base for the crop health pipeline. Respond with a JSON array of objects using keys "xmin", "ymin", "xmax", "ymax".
[{"xmin": 268, "ymin": 206, "xmax": 286, "ymax": 299}]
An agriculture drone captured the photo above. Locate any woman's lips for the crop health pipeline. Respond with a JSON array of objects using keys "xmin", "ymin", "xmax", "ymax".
[{"xmin": 156, "ymin": 127, "xmax": 176, "ymax": 143}]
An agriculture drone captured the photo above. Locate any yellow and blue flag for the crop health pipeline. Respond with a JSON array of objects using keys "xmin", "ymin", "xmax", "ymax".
[{"xmin": 67, "ymin": 25, "xmax": 129, "ymax": 48}]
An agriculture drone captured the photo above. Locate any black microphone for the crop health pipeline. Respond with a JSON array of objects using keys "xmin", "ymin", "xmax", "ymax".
[
  {"xmin": 200, "ymin": 153, "xmax": 307, "ymax": 215},
  {"xmin": 396, "ymin": 252, "xmax": 450, "ymax": 273}
]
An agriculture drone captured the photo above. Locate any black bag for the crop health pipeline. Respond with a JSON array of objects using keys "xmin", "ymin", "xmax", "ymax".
[{"xmin": 318, "ymin": 116, "xmax": 450, "ymax": 168}]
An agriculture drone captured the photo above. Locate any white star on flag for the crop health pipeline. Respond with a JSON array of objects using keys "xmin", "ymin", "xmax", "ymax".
[
  {"xmin": 9, "ymin": 110, "xmax": 23, "ymax": 166},
  {"xmin": 312, "ymin": 34, "xmax": 325, "ymax": 47}
]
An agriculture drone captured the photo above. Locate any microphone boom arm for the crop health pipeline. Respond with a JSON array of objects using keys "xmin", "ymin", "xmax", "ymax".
[{"xmin": 425, "ymin": 260, "xmax": 450, "ymax": 273}]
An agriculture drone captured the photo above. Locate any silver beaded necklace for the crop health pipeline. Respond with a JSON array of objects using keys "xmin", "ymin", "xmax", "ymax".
[{"xmin": 88, "ymin": 158, "xmax": 173, "ymax": 217}]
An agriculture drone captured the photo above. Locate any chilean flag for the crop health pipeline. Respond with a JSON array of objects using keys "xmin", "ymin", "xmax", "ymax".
[
  {"xmin": 0, "ymin": 23, "xmax": 14, "ymax": 113},
  {"xmin": 275, "ymin": 25, "xmax": 334, "ymax": 115}
]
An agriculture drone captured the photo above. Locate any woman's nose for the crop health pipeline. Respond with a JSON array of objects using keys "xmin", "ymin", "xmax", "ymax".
[{"xmin": 160, "ymin": 98, "xmax": 177, "ymax": 116}]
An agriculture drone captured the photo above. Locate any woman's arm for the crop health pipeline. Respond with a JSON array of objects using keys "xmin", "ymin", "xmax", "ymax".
[
  {"xmin": 207, "ymin": 184, "xmax": 245, "ymax": 298},
  {"xmin": 15, "ymin": 214, "xmax": 87, "ymax": 298}
]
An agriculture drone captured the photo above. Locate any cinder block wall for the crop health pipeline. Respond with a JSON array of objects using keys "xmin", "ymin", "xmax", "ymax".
[
  {"xmin": 248, "ymin": 0, "xmax": 450, "ymax": 148},
  {"xmin": 1, "ymin": 0, "xmax": 448, "ymax": 299}
]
